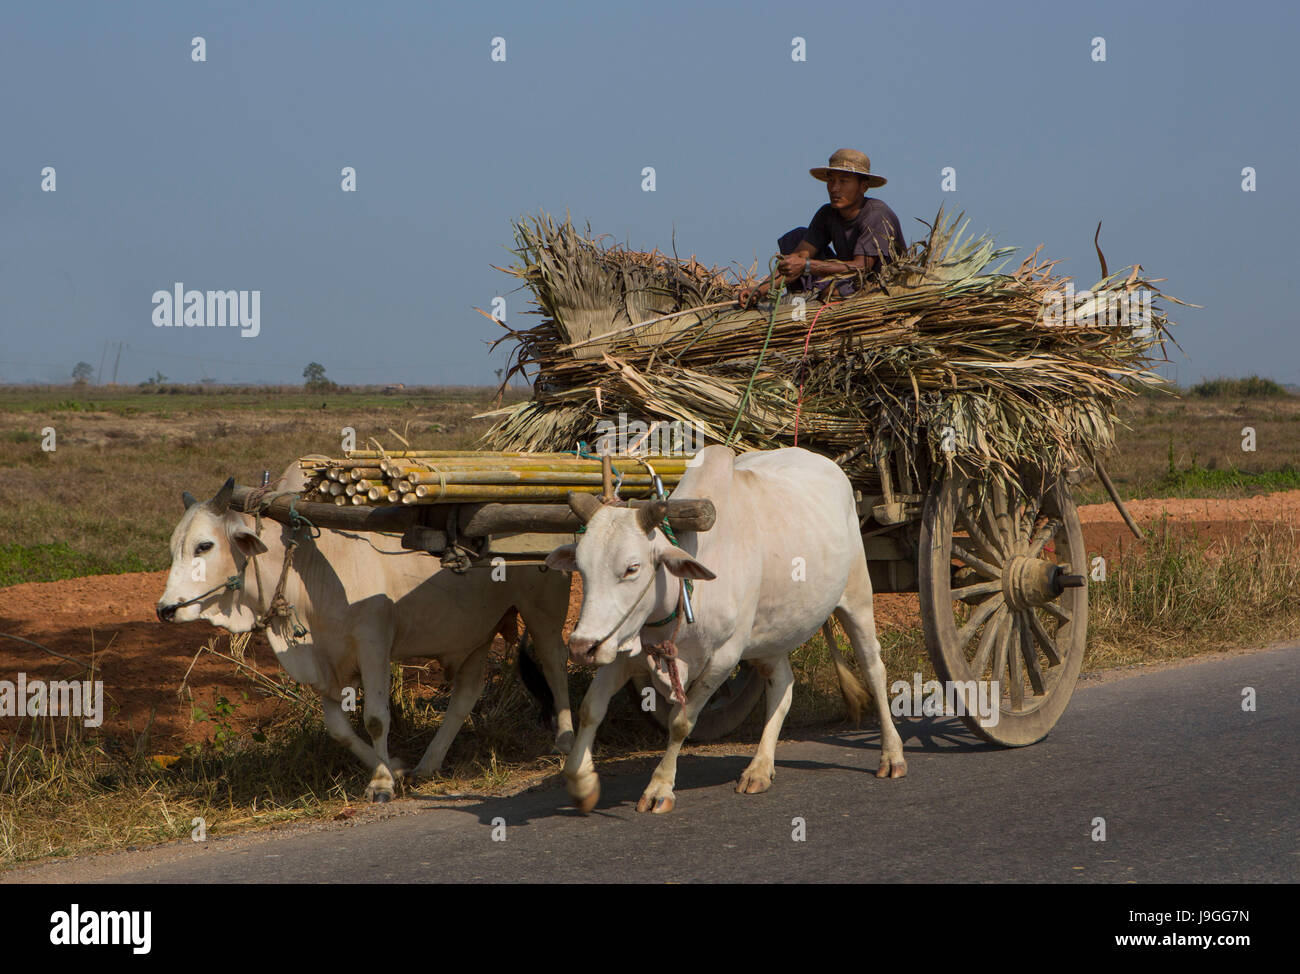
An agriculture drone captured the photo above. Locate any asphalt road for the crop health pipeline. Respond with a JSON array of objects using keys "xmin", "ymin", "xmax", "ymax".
[{"xmin": 11, "ymin": 645, "xmax": 1297, "ymax": 883}]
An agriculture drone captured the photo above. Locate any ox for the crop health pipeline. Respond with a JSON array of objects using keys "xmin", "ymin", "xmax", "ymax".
[
  {"xmin": 156, "ymin": 460, "xmax": 573, "ymax": 801},
  {"xmin": 546, "ymin": 444, "xmax": 906, "ymax": 813}
]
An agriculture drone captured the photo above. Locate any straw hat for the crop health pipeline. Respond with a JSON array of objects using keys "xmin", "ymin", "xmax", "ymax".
[{"xmin": 810, "ymin": 148, "xmax": 886, "ymax": 188}]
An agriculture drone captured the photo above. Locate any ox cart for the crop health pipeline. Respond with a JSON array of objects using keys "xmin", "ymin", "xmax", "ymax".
[
  {"xmin": 232, "ymin": 438, "xmax": 1117, "ymax": 749},
  {"xmin": 233, "ymin": 209, "xmax": 1174, "ymax": 750}
]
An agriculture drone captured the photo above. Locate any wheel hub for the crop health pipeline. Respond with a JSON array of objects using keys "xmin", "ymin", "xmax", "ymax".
[{"xmin": 1002, "ymin": 556, "xmax": 1085, "ymax": 610}]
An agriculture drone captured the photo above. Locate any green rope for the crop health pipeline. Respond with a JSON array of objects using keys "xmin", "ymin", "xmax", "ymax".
[{"xmin": 725, "ymin": 255, "xmax": 785, "ymax": 446}]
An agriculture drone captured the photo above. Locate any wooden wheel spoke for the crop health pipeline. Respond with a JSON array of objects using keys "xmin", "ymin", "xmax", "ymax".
[
  {"xmin": 956, "ymin": 593, "xmax": 1004, "ymax": 649},
  {"xmin": 992, "ymin": 479, "xmax": 1016, "ymax": 552},
  {"xmin": 1006, "ymin": 615, "xmax": 1025, "ymax": 709},
  {"xmin": 1028, "ymin": 517, "xmax": 1061, "ymax": 559},
  {"xmin": 1015, "ymin": 492, "xmax": 1039, "ymax": 553},
  {"xmin": 1026, "ymin": 608, "xmax": 1063, "ymax": 667},
  {"xmin": 971, "ymin": 604, "xmax": 1007, "ymax": 677},
  {"xmin": 953, "ymin": 579, "xmax": 1003, "ymax": 602},
  {"xmin": 978, "ymin": 489, "xmax": 1002, "ymax": 556},
  {"xmin": 1042, "ymin": 600, "xmax": 1071, "ymax": 624},
  {"xmin": 951, "ymin": 542, "xmax": 1001, "ymax": 580},
  {"xmin": 1018, "ymin": 613, "xmax": 1047, "ymax": 695},
  {"xmin": 990, "ymin": 612, "xmax": 1009, "ymax": 695},
  {"xmin": 957, "ymin": 505, "xmax": 1004, "ymax": 565}
]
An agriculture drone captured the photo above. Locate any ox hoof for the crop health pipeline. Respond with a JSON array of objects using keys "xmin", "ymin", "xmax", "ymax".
[
  {"xmin": 572, "ymin": 781, "xmax": 600, "ymax": 815},
  {"xmin": 876, "ymin": 756, "xmax": 908, "ymax": 780},
  {"xmin": 736, "ymin": 769, "xmax": 773, "ymax": 795},
  {"xmin": 636, "ymin": 783, "xmax": 676, "ymax": 814},
  {"xmin": 554, "ymin": 729, "xmax": 575, "ymax": 756}
]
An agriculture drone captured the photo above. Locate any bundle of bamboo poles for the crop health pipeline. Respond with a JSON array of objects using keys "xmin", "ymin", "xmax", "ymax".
[
  {"xmin": 479, "ymin": 207, "xmax": 1190, "ymax": 487},
  {"xmin": 298, "ymin": 451, "xmax": 689, "ymax": 506}
]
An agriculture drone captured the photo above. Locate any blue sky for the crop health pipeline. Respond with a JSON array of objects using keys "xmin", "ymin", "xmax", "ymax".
[{"xmin": 1, "ymin": 0, "xmax": 1295, "ymax": 387}]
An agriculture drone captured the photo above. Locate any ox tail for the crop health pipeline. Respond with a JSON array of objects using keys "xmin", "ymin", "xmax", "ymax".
[
  {"xmin": 515, "ymin": 629, "xmax": 557, "ymax": 729},
  {"xmin": 822, "ymin": 619, "xmax": 870, "ymax": 726}
]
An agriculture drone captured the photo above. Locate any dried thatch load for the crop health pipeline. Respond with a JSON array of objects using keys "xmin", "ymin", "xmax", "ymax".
[{"xmin": 479, "ymin": 209, "xmax": 1185, "ymax": 492}]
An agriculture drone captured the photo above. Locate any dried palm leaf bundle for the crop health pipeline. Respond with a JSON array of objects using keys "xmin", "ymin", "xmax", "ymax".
[{"xmin": 480, "ymin": 208, "xmax": 1188, "ymax": 491}]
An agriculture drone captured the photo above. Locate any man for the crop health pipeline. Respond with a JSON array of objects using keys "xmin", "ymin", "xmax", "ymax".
[{"xmin": 738, "ymin": 148, "xmax": 905, "ymax": 307}]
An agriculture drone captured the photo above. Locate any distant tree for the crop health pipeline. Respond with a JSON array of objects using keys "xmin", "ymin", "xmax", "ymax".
[
  {"xmin": 304, "ymin": 362, "xmax": 327, "ymax": 385},
  {"xmin": 71, "ymin": 362, "xmax": 94, "ymax": 385}
]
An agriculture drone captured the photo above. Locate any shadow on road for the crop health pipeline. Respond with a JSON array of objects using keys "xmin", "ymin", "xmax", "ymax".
[{"xmin": 402, "ymin": 714, "xmax": 1000, "ymax": 828}]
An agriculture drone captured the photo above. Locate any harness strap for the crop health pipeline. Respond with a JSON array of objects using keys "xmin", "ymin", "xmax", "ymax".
[
  {"xmin": 643, "ymin": 482, "xmax": 693, "ymax": 627},
  {"xmin": 246, "ymin": 495, "xmax": 314, "ymax": 641}
]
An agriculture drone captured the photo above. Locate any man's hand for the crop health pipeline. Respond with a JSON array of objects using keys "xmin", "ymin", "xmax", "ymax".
[
  {"xmin": 777, "ymin": 253, "xmax": 812, "ymax": 277},
  {"xmin": 736, "ymin": 281, "xmax": 769, "ymax": 308}
]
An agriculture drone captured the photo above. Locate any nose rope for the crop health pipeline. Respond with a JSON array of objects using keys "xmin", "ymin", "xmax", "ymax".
[
  {"xmin": 167, "ymin": 574, "xmax": 243, "ymax": 611},
  {"xmin": 643, "ymin": 583, "xmax": 687, "ymax": 706}
]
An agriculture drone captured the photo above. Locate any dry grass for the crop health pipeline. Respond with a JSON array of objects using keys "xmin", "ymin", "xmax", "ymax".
[
  {"xmin": 0, "ymin": 385, "xmax": 523, "ymax": 582},
  {"xmin": 1076, "ymin": 392, "xmax": 1300, "ymax": 503},
  {"xmin": 1087, "ymin": 518, "xmax": 1300, "ymax": 665}
]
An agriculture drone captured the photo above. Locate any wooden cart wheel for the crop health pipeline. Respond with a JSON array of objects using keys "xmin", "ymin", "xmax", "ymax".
[
  {"xmin": 918, "ymin": 467, "xmax": 1088, "ymax": 746},
  {"xmin": 626, "ymin": 661, "xmax": 765, "ymax": 741}
]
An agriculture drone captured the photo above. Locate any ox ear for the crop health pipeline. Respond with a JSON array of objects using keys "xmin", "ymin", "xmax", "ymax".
[
  {"xmin": 182, "ymin": 491, "xmax": 199, "ymax": 510},
  {"xmin": 545, "ymin": 543, "xmax": 578, "ymax": 574},
  {"xmin": 660, "ymin": 545, "xmax": 715, "ymax": 580},
  {"xmin": 210, "ymin": 477, "xmax": 236, "ymax": 513},
  {"xmin": 230, "ymin": 526, "xmax": 268, "ymax": 559}
]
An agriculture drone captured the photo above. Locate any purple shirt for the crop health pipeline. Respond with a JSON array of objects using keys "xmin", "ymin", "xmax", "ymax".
[{"xmin": 803, "ymin": 197, "xmax": 906, "ymax": 265}]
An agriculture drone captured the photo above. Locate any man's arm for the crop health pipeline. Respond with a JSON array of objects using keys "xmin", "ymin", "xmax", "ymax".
[{"xmin": 803, "ymin": 253, "xmax": 878, "ymax": 276}]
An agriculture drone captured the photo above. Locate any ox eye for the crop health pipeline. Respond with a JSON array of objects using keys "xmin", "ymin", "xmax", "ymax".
[
  {"xmin": 622, "ymin": 563, "xmax": 641, "ymax": 578},
  {"xmin": 195, "ymin": 540, "xmax": 214, "ymax": 555}
]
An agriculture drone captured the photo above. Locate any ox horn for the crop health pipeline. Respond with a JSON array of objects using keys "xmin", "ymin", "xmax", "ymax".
[
  {"xmin": 210, "ymin": 477, "xmax": 236, "ymax": 513},
  {"xmin": 182, "ymin": 491, "xmax": 199, "ymax": 510},
  {"xmin": 637, "ymin": 499, "xmax": 669, "ymax": 534},
  {"xmin": 567, "ymin": 491, "xmax": 604, "ymax": 524}
]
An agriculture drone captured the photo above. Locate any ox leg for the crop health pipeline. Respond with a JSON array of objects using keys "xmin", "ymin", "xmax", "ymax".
[
  {"xmin": 320, "ymin": 695, "xmax": 386, "ymax": 782},
  {"xmin": 736, "ymin": 655, "xmax": 794, "ymax": 795},
  {"xmin": 358, "ymin": 644, "xmax": 401, "ymax": 802},
  {"xmin": 564, "ymin": 654, "xmax": 634, "ymax": 814},
  {"xmin": 636, "ymin": 645, "xmax": 742, "ymax": 814},
  {"xmin": 836, "ymin": 559, "xmax": 907, "ymax": 779},
  {"xmin": 411, "ymin": 642, "xmax": 490, "ymax": 779},
  {"xmin": 522, "ymin": 608, "xmax": 574, "ymax": 755}
]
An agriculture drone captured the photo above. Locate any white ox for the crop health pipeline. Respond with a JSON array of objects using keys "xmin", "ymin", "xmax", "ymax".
[
  {"xmin": 156, "ymin": 460, "xmax": 573, "ymax": 801},
  {"xmin": 546, "ymin": 444, "xmax": 906, "ymax": 814}
]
